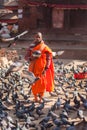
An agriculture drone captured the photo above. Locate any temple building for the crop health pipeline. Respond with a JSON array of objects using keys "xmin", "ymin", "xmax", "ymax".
[{"xmin": 0, "ymin": 0, "xmax": 87, "ymax": 32}]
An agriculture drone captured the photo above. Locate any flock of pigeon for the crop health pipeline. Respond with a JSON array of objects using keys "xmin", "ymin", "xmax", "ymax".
[{"xmin": 0, "ymin": 57, "xmax": 87, "ymax": 130}]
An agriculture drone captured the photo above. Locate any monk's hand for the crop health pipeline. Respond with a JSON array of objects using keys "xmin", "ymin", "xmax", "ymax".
[{"xmin": 42, "ymin": 70, "xmax": 46, "ymax": 75}]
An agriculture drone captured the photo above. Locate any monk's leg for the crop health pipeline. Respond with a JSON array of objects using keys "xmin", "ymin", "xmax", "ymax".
[
  {"xmin": 33, "ymin": 94, "xmax": 38, "ymax": 102},
  {"xmin": 38, "ymin": 92, "xmax": 44, "ymax": 103}
]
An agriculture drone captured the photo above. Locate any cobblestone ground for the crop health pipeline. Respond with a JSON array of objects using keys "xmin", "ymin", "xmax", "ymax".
[{"xmin": 0, "ymin": 38, "xmax": 87, "ymax": 129}]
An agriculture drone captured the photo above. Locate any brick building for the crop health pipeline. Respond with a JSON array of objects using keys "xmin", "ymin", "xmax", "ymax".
[
  {"xmin": 18, "ymin": 0, "xmax": 87, "ymax": 32},
  {"xmin": 1, "ymin": 0, "xmax": 87, "ymax": 32}
]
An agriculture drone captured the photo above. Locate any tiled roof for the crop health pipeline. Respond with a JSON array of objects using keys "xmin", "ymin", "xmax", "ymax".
[
  {"xmin": 25, "ymin": 0, "xmax": 87, "ymax": 4},
  {"xmin": 4, "ymin": 0, "xmax": 18, "ymax": 6},
  {"xmin": 0, "ymin": 9, "xmax": 13, "ymax": 18},
  {"xmin": 0, "ymin": 13, "xmax": 18, "ymax": 20}
]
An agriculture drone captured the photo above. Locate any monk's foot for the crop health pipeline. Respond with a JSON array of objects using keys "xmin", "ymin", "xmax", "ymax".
[
  {"xmin": 38, "ymin": 98, "xmax": 43, "ymax": 103},
  {"xmin": 33, "ymin": 99, "xmax": 40, "ymax": 103}
]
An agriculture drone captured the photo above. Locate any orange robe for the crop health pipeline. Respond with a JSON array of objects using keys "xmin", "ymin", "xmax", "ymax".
[{"xmin": 29, "ymin": 41, "xmax": 54, "ymax": 95}]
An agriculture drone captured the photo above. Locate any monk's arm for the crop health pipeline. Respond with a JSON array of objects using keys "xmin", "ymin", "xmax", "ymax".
[{"xmin": 45, "ymin": 52, "xmax": 52, "ymax": 70}]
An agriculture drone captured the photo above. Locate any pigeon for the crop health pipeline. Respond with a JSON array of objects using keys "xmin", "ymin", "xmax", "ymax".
[
  {"xmin": 0, "ymin": 109, "xmax": 8, "ymax": 119},
  {"xmin": 66, "ymin": 122, "xmax": 76, "ymax": 130},
  {"xmin": 3, "ymin": 94, "xmax": 13, "ymax": 105},
  {"xmin": 62, "ymin": 88, "xmax": 69, "ymax": 99},
  {"xmin": 0, "ymin": 92, "xmax": 3, "ymax": 99},
  {"xmin": 78, "ymin": 81, "xmax": 83, "ymax": 89},
  {"xmin": 14, "ymin": 108, "xmax": 27, "ymax": 120},
  {"xmin": 63, "ymin": 99, "xmax": 76, "ymax": 112},
  {"xmin": 36, "ymin": 108, "xmax": 44, "ymax": 117},
  {"xmin": 39, "ymin": 111, "xmax": 51, "ymax": 125},
  {"xmin": 0, "ymin": 100, "xmax": 10, "ymax": 111},
  {"xmin": 77, "ymin": 109, "xmax": 84, "ymax": 119},
  {"xmin": 36, "ymin": 100, "xmax": 45, "ymax": 110},
  {"xmin": 5, "ymin": 65, "xmax": 16, "ymax": 77},
  {"xmin": 49, "ymin": 110, "xmax": 59, "ymax": 119},
  {"xmin": 73, "ymin": 96, "xmax": 80, "ymax": 109},
  {"xmin": 0, "ymin": 119, "xmax": 7, "ymax": 129},
  {"xmin": 11, "ymin": 91, "xmax": 19, "ymax": 103},
  {"xmin": 50, "ymin": 102, "xmax": 57, "ymax": 112},
  {"xmin": 61, "ymin": 109, "xmax": 69, "ymax": 119},
  {"xmin": 22, "ymin": 70, "xmax": 40, "ymax": 84},
  {"xmin": 6, "ymin": 115, "xmax": 14, "ymax": 124},
  {"xmin": 40, "ymin": 122, "xmax": 53, "ymax": 130},
  {"xmin": 53, "ymin": 126, "xmax": 61, "ymax": 130},
  {"xmin": 20, "ymin": 88, "xmax": 30, "ymax": 100},
  {"xmin": 26, "ymin": 102, "xmax": 35, "ymax": 112},
  {"xmin": 12, "ymin": 119, "xmax": 22, "ymax": 130},
  {"xmin": 21, "ymin": 123, "xmax": 29, "ymax": 130},
  {"xmin": 60, "ymin": 116, "xmax": 71, "ymax": 126},
  {"xmin": 72, "ymin": 88, "xmax": 78, "ymax": 98},
  {"xmin": 78, "ymin": 93, "xmax": 87, "ymax": 109},
  {"xmin": 25, "ymin": 114, "xmax": 35, "ymax": 123},
  {"xmin": 52, "ymin": 117, "xmax": 63, "ymax": 127},
  {"xmin": 14, "ymin": 100, "xmax": 21, "ymax": 111},
  {"xmin": 56, "ymin": 97, "xmax": 62, "ymax": 109}
]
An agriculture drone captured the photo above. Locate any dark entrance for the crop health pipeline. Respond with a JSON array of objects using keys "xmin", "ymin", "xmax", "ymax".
[{"xmin": 70, "ymin": 10, "xmax": 87, "ymax": 28}]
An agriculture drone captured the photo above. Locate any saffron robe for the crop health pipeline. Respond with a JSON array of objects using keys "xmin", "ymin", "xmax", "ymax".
[{"xmin": 28, "ymin": 41, "xmax": 54, "ymax": 95}]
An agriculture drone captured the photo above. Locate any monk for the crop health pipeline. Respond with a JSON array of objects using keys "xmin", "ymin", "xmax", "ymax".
[{"xmin": 25, "ymin": 32, "xmax": 54, "ymax": 102}]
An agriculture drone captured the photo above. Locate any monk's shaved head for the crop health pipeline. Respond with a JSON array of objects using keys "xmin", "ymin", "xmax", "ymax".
[
  {"xmin": 36, "ymin": 32, "xmax": 42, "ymax": 38},
  {"xmin": 34, "ymin": 32, "xmax": 43, "ymax": 43}
]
